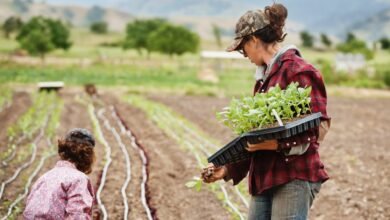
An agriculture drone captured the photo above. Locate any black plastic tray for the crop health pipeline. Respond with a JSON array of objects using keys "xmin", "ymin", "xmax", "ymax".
[{"xmin": 208, "ymin": 112, "xmax": 322, "ymax": 167}]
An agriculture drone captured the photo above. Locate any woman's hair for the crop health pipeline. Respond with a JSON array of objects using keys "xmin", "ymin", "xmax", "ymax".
[
  {"xmin": 58, "ymin": 139, "xmax": 95, "ymax": 174},
  {"xmin": 251, "ymin": 3, "xmax": 288, "ymax": 44}
]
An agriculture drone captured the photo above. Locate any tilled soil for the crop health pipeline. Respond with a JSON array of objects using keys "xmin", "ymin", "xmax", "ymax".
[
  {"xmin": 4, "ymin": 88, "xmax": 388, "ymax": 220},
  {"xmin": 92, "ymin": 96, "xmax": 150, "ymax": 219},
  {"xmin": 0, "ymin": 92, "xmax": 31, "ymax": 152},
  {"xmin": 111, "ymin": 94, "xmax": 232, "ymax": 220},
  {"xmin": 0, "ymin": 92, "xmax": 103, "ymax": 219},
  {"xmin": 150, "ymin": 93, "xmax": 390, "ymax": 220},
  {"xmin": 0, "ymin": 136, "xmax": 49, "ymax": 217},
  {"xmin": 1, "ymin": 90, "xmax": 232, "ymax": 220},
  {"xmin": 0, "ymin": 96, "xmax": 56, "ymax": 217}
]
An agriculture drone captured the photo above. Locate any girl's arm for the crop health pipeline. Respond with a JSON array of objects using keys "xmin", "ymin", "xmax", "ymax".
[{"xmin": 65, "ymin": 176, "xmax": 94, "ymax": 219}]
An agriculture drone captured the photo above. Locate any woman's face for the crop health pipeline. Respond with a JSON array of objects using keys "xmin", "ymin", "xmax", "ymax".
[{"xmin": 242, "ymin": 37, "xmax": 265, "ymax": 66}]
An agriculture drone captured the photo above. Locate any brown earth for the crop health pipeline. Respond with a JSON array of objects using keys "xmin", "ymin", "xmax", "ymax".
[
  {"xmin": 1, "ymin": 90, "xmax": 231, "ymax": 220},
  {"xmin": 3, "ymin": 88, "xmax": 388, "ymax": 220},
  {"xmin": 0, "ymin": 92, "xmax": 31, "ymax": 151},
  {"xmin": 150, "ymin": 93, "xmax": 390, "ymax": 220},
  {"xmin": 112, "ymin": 94, "xmax": 232, "ymax": 220},
  {"xmin": 93, "ymin": 94, "xmax": 150, "ymax": 219}
]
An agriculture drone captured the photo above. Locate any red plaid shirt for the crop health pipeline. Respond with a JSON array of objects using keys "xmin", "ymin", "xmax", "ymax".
[{"xmin": 225, "ymin": 49, "xmax": 330, "ymax": 195}]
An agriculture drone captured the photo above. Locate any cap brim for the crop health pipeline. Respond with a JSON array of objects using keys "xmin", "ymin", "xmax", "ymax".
[{"xmin": 226, "ymin": 38, "xmax": 243, "ymax": 52}]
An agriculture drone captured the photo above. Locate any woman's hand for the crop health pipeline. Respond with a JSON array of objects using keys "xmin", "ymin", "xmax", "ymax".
[
  {"xmin": 246, "ymin": 139, "xmax": 278, "ymax": 152},
  {"xmin": 201, "ymin": 163, "xmax": 227, "ymax": 183}
]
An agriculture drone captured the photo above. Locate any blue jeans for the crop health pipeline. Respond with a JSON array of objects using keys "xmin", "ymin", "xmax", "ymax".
[{"xmin": 248, "ymin": 179, "xmax": 322, "ymax": 220}]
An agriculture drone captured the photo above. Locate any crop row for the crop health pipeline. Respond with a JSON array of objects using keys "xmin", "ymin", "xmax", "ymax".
[
  {"xmin": 125, "ymin": 95, "xmax": 249, "ymax": 220},
  {"xmin": 83, "ymin": 95, "xmax": 154, "ymax": 220},
  {"xmin": 0, "ymin": 92, "xmax": 63, "ymax": 219},
  {"xmin": 0, "ymin": 86, "xmax": 12, "ymax": 113}
]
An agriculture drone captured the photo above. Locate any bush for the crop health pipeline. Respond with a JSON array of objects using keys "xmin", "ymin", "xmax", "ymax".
[
  {"xmin": 16, "ymin": 16, "xmax": 71, "ymax": 59},
  {"xmin": 123, "ymin": 18, "xmax": 167, "ymax": 55},
  {"xmin": 300, "ymin": 31, "xmax": 314, "ymax": 48},
  {"xmin": 379, "ymin": 38, "xmax": 390, "ymax": 50},
  {"xmin": 2, "ymin": 16, "xmax": 23, "ymax": 38},
  {"xmin": 315, "ymin": 59, "xmax": 350, "ymax": 84},
  {"xmin": 341, "ymin": 79, "xmax": 386, "ymax": 89},
  {"xmin": 147, "ymin": 23, "xmax": 200, "ymax": 56},
  {"xmin": 90, "ymin": 21, "xmax": 108, "ymax": 34},
  {"xmin": 336, "ymin": 39, "xmax": 374, "ymax": 60},
  {"xmin": 383, "ymin": 71, "xmax": 390, "ymax": 87}
]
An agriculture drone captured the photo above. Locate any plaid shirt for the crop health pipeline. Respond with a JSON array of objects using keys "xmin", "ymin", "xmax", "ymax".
[{"xmin": 225, "ymin": 49, "xmax": 330, "ymax": 195}]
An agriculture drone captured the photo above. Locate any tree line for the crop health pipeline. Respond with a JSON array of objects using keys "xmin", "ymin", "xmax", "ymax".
[
  {"xmin": 300, "ymin": 31, "xmax": 390, "ymax": 60},
  {"xmin": 1, "ymin": 16, "xmax": 200, "ymax": 60}
]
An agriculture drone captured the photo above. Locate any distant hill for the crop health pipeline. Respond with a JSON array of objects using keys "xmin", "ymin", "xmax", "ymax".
[
  {"xmin": 41, "ymin": 0, "xmax": 390, "ymax": 41},
  {"xmin": 2, "ymin": 0, "xmax": 390, "ymax": 42},
  {"xmin": 0, "ymin": 0, "xmax": 134, "ymax": 31},
  {"xmin": 346, "ymin": 8, "xmax": 390, "ymax": 41}
]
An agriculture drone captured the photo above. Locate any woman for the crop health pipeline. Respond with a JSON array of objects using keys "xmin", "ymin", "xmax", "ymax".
[
  {"xmin": 202, "ymin": 3, "xmax": 331, "ymax": 220},
  {"xmin": 23, "ymin": 128, "xmax": 96, "ymax": 219}
]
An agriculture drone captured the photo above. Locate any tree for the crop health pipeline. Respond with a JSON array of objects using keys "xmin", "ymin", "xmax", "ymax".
[
  {"xmin": 90, "ymin": 21, "xmax": 108, "ymax": 34},
  {"xmin": 123, "ymin": 18, "xmax": 167, "ymax": 55},
  {"xmin": 300, "ymin": 31, "xmax": 313, "ymax": 48},
  {"xmin": 336, "ymin": 37, "xmax": 374, "ymax": 60},
  {"xmin": 212, "ymin": 24, "xmax": 222, "ymax": 49},
  {"xmin": 147, "ymin": 23, "xmax": 200, "ymax": 57},
  {"xmin": 17, "ymin": 16, "xmax": 72, "ymax": 60},
  {"xmin": 320, "ymin": 33, "xmax": 332, "ymax": 48},
  {"xmin": 346, "ymin": 32, "xmax": 356, "ymax": 43},
  {"xmin": 379, "ymin": 37, "xmax": 390, "ymax": 50},
  {"xmin": 2, "ymin": 16, "xmax": 23, "ymax": 38},
  {"xmin": 46, "ymin": 19, "xmax": 72, "ymax": 50}
]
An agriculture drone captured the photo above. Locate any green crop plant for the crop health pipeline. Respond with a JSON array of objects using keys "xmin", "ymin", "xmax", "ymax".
[
  {"xmin": 217, "ymin": 82, "xmax": 312, "ymax": 135},
  {"xmin": 0, "ymin": 86, "xmax": 12, "ymax": 111},
  {"xmin": 126, "ymin": 95, "xmax": 248, "ymax": 219}
]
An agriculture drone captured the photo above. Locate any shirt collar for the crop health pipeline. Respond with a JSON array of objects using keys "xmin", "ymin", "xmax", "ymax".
[
  {"xmin": 254, "ymin": 44, "xmax": 301, "ymax": 81},
  {"xmin": 56, "ymin": 160, "xmax": 77, "ymax": 169}
]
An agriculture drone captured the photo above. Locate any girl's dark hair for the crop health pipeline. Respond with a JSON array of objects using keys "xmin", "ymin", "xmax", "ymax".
[
  {"xmin": 58, "ymin": 139, "xmax": 95, "ymax": 174},
  {"xmin": 253, "ymin": 3, "xmax": 288, "ymax": 43}
]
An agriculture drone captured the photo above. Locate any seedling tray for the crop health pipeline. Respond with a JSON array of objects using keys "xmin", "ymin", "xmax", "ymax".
[{"xmin": 208, "ymin": 112, "xmax": 322, "ymax": 167}]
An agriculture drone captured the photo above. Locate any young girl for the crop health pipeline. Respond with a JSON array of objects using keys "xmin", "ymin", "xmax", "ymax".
[{"xmin": 23, "ymin": 128, "xmax": 96, "ymax": 219}]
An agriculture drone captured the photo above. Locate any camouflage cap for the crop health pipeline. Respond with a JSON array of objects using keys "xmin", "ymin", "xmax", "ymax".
[
  {"xmin": 65, "ymin": 128, "xmax": 95, "ymax": 147},
  {"xmin": 226, "ymin": 9, "xmax": 270, "ymax": 52}
]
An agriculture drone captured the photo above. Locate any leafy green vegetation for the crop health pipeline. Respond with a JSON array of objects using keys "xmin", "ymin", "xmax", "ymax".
[
  {"xmin": 336, "ymin": 32, "xmax": 374, "ymax": 60},
  {"xmin": 217, "ymin": 83, "xmax": 312, "ymax": 134},
  {"xmin": 2, "ymin": 92, "xmax": 58, "ymax": 162},
  {"xmin": 147, "ymin": 23, "xmax": 200, "ymax": 56},
  {"xmin": 123, "ymin": 19, "xmax": 167, "ymax": 55},
  {"xmin": 16, "ymin": 16, "xmax": 72, "ymax": 59},
  {"xmin": 320, "ymin": 33, "xmax": 332, "ymax": 48},
  {"xmin": 90, "ymin": 21, "xmax": 108, "ymax": 34},
  {"xmin": 124, "ymin": 19, "xmax": 200, "ymax": 57},
  {"xmin": 0, "ymin": 62, "xmax": 213, "ymax": 91},
  {"xmin": 0, "ymin": 22, "xmax": 389, "ymax": 92},
  {"xmin": 0, "ymin": 86, "xmax": 12, "ymax": 111},
  {"xmin": 379, "ymin": 37, "xmax": 390, "ymax": 50},
  {"xmin": 2, "ymin": 16, "xmax": 23, "ymax": 39},
  {"xmin": 300, "ymin": 31, "xmax": 314, "ymax": 48}
]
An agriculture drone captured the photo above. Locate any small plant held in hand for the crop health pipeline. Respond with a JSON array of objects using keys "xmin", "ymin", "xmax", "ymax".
[
  {"xmin": 185, "ymin": 167, "xmax": 216, "ymax": 191},
  {"xmin": 217, "ymin": 82, "xmax": 312, "ymax": 134},
  {"xmin": 185, "ymin": 177, "xmax": 203, "ymax": 191}
]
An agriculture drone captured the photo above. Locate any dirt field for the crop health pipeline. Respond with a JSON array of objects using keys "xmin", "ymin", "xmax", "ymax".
[
  {"xmin": 150, "ymin": 93, "xmax": 390, "ymax": 220},
  {"xmin": 1, "ymin": 88, "xmax": 389, "ymax": 220}
]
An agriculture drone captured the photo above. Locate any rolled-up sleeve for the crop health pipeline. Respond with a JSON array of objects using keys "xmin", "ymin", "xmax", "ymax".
[{"xmin": 224, "ymin": 158, "xmax": 251, "ymax": 185}]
